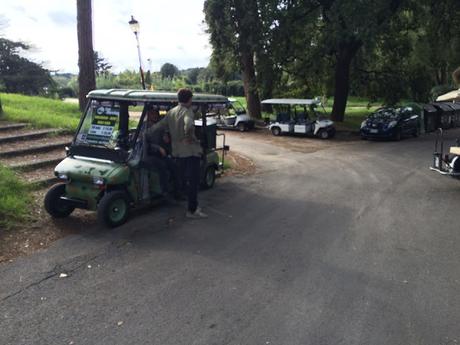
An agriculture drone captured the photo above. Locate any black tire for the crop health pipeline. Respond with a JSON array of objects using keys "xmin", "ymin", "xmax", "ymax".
[
  {"xmin": 329, "ymin": 128, "xmax": 336, "ymax": 138},
  {"xmin": 97, "ymin": 191, "xmax": 130, "ymax": 228},
  {"xmin": 394, "ymin": 128, "xmax": 402, "ymax": 141},
  {"xmin": 317, "ymin": 129, "xmax": 330, "ymax": 139},
  {"xmin": 237, "ymin": 122, "xmax": 246, "ymax": 132},
  {"xmin": 271, "ymin": 127, "xmax": 281, "ymax": 136},
  {"xmin": 202, "ymin": 166, "xmax": 216, "ymax": 189},
  {"xmin": 44, "ymin": 183, "xmax": 75, "ymax": 218}
]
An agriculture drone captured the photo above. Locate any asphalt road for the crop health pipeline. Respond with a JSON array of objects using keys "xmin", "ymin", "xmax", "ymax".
[{"xmin": 1, "ymin": 129, "xmax": 460, "ymax": 345}]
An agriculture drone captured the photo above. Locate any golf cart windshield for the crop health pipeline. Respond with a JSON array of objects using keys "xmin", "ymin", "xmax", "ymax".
[
  {"xmin": 76, "ymin": 100, "xmax": 124, "ymax": 149},
  {"xmin": 70, "ymin": 99, "xmax": 145, "ymax": 162},
  {"xmin": 230, "ymin": 100, "xmax": 246, "ymax": 115}
]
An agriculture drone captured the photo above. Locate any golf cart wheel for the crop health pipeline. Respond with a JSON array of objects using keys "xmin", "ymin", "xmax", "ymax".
[
  {"xmin": 271, "ymin": 127, "xmax": 281, "ymax": 136},
  {"xmin": 329, "ymin": 128, "xmax": 336, "ymax": 138},
  {"xmin": 44, "ymin": 183, "xmax": 75, "ymax": 218},
  {"xmin": 317, "ymin": 129, "xmax": 330, "ymax": 139},
  {"xmin": 202, "ymin": 166, "xmax": 216, "ymax": 189},
  {"xmin": 97, "ymin": 191, "xmax": 130, "ymax": 228},
  {"xmin": 237, "ymin": 122, "xmax": 246, "ymax": 132}
]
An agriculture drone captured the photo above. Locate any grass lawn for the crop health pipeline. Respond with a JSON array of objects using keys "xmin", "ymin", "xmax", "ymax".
[
  {"xmin": 0, "ymin": 165, "xmax": 31, "ymax": 229},
  {"xmin": 0, "ymin": 93, "xmax": 81, "ymax": 130},
  {"xmin": 233, "ymin": 96, "xmax": 381, "ymax": 131}
]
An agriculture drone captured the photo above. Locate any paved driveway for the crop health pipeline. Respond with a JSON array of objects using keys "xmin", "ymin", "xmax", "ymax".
[{"xmin": 1, "ymin": 130, "xmax": 459, "ymax": 345}]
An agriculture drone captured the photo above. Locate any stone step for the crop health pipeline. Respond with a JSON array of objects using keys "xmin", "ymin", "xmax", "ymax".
[
  {"xmin": 0, "ymin": 129, "xmax": 63, "ymax": 145},
  {"xmin": 30, "ymin": 176, "xmax": 59, "ymax": 188},
  {"xmin": 9, "ymin": 157, "xmax": 63, "ymax": 172},
  {"xmin": 0, "ymin": 123, "xmax": 28, "ymax": 132},
  {"xmin": 1, "ymin": 146, "xmax": 66, "ymax": 166},
  {"xmin": 0, "ymin": 134, "xmax": 72, "ymax": 154},
  {"xmin": 20, "ymin": 165, "xmax": 58, "ymax": 187},
  {"xmin": 0, "ymin": 140, "xmax": 71, "ymax": 158}
]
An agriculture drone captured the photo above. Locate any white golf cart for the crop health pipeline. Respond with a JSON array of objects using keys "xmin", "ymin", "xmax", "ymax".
[
  {"xmin": 209, "ymin": 98, "xmax": 255, "ymax": 132},
  {"xmin": 263, "ymin": 98, "xmax": 335, "ymax": 139}
]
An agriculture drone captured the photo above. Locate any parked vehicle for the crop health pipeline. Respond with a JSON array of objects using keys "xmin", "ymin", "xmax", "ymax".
[
  {"xmin": 209, "ymin": 98, "xmax": 255, "ymax": 132},
  {"xmin": 360, "ymin": 107, "xmax": 420, "ymax": 140},
  {"xmin": 262, "ymin": 98, "xmax": 336, "ymax": 139},
  {"xmin": 430, "ymin": 128, "xmax": 460, "ymax": 178},
  {"xmin": 44, "ymin": 89, "xmax": 229, "ymax": 227}
]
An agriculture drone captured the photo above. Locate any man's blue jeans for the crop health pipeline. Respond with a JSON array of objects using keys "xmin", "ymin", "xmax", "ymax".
[{"xmin": 177, "ymin": 156, "xmax": 201, "ymax": 213}]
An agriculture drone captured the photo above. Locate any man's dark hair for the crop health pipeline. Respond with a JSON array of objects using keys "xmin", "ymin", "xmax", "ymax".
[{"xmin": 178, "ymin": 88, "xmax": 193, "ymax": 103}]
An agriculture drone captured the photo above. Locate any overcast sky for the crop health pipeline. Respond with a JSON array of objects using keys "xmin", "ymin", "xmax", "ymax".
[{"xmin": 1, "ymin": 0, "xmax": 211, "ymax": 73}]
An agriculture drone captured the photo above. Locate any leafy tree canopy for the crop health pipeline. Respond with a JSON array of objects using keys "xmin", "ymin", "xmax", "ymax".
[
  {"xmin": 0, "ymin": 38, "xmax": 54, "ymax": 95},
  {"xmin": 160, "ymin": 63, "xmax": 179, "ymax": 79}
]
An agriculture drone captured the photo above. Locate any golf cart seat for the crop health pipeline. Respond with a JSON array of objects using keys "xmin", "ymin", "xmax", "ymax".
[
  {"xmin": 277, "ymin": 112, "xmax": 290, "ymax": 123},
  {"xmin": 295, "ymin": 112, "xmax": 307, "ymax": 123}
]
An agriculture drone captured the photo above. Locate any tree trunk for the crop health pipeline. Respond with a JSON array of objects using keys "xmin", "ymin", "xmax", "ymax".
[
  {"xmin": 77, "ymin": 0, "xmax": 96, "ymax": 111},
  {"xmin": 241, "ymin": 51, "xmax": 261, "ymax": 119},
  {"xmin": 331, "ymin": 42, "xmax": 362, "ymax": 122}
]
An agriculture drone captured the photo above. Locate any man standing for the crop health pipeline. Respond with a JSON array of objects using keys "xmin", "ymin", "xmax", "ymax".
[{"xmin": 146, "ymin": 88, "xmax": 207, "ymax": 219}]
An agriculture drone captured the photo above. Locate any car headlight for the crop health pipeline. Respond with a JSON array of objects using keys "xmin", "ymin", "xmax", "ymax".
[
  {"xmin": 387, "ymin": 121, "xmax": 398, "ymax": 128},
  {"xmin": 360, "ymin": 121, "xmax": 367, "ymax": 129},
  {"xmin": 56, "ymin": 173, "xmax": 69, "ymax": 181},
  {"xmin": 92, "ymin": 176, "xmax": 105, "ymax": 186}
]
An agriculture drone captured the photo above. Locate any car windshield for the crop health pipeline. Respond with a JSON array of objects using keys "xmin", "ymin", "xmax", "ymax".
[{"xmin": 369, "ymin": 109, "xmax": 399, "ymax": 120}]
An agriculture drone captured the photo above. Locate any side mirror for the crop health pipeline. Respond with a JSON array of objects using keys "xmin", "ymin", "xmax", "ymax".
[{"xmin": 223, "ymin": 145, "xmax": 230, "ymax": 151}]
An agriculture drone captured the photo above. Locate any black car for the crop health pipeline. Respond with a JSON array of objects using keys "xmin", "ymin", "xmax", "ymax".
[{"xmin": 360, "ymin": 107, "xmax": 420, "ymax": 140}]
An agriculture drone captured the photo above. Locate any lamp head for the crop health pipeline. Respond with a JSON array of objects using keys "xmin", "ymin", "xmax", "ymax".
[{"xmin": 129, "ymin": 15, "xmax": 140, "ymax": 34}]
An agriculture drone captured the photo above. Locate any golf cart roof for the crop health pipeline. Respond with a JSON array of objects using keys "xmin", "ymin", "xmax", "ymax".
[
  {"xmin": 261, "ymin": 98, "xmax": 321, "ymax": 105},
  {"xmin": 432, "ymin": 102, "xmax": 454, "ymax": 112},
  {"xmin": 436, "ymin": 89, "xmax": 460, "ymax": 102},
  {"xmin": 88, "ymin": 89, "xmax": 229, "ymax": 103}
]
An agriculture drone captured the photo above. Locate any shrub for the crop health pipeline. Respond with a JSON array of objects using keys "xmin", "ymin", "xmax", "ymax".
[{"xmin": 0, "ymin": 165, "xmax": 30, "ymax": 229}]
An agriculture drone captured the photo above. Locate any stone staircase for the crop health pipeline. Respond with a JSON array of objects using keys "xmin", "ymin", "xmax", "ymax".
[{"xmin": 0, "ymin": 121, "xmax": 72, "ymax": 186}]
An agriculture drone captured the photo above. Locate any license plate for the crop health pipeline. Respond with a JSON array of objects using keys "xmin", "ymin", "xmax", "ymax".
[{"xmin": 369, "ymin": 129, "xmax": 378, "ymax": 133}]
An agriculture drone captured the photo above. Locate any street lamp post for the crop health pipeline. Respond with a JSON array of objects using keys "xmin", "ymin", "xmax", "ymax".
[{"xmin": 129, "ymin": 15, "xmax": 146, "ymax": 90}]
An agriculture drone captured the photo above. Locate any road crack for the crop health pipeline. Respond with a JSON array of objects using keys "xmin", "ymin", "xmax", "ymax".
[{"xmin": 0, "ymin": 253, "xmax": 101, "ymax": 303}]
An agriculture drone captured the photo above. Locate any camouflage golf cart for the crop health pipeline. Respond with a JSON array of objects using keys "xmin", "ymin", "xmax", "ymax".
[{"xmin": 44, "ymin": 89, "xmax": 229, "ymax": 227}]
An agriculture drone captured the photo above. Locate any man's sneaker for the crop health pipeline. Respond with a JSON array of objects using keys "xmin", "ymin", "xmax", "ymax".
[{"xmin": 186, "ymin": 207, "xmax": 208, "ymax": 219}]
